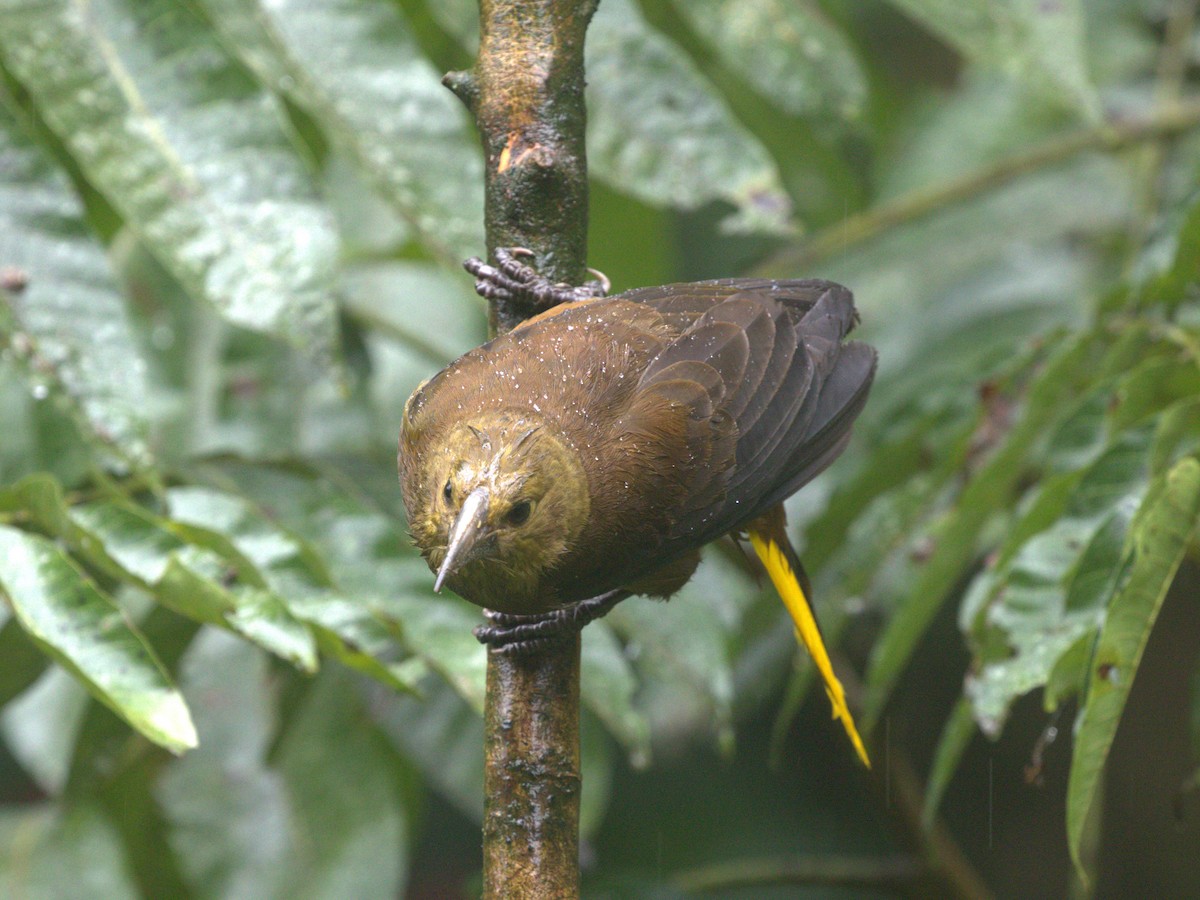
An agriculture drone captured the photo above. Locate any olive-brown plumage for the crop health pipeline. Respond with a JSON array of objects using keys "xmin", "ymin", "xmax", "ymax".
[
  {"xmin": 400, "ymin": 277, "xmax": 875, "ymax": 612},
  {"xmin": 399, "ymin": 276, "xmax": 876, "ymax": 763}
]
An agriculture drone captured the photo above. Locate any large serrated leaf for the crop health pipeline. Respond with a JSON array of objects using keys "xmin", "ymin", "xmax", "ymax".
[
  {"xmin": 0, "ymin": 0, "xmax": 339, "ymax": 357},
  {"xmin": 1066, "ymin": 458, "xmax": 1200, "ymax": 880},
  {"xmin": 669, "ymin": 0, "xmax": 865, "ymax": 121},
  {"xmin": 0, "ymin": 525, "xmax": 197, "ymax": 753},
  {"xmin": 883, "ymin": 0, "xmax": 1097, "ymax": 116},
  {"xmin": 0, "ymin": 102, "xmax": 151, "ymax": 466},
  {"xmin": 962, "ymin": 429, "xmax": 1154, "ymax": 736},
  {"xmin": 587, "ymin": 0, "xmax": 793, "ymax": 234},
  {"xmin": 199, "ymin": 0, "xmax": 485, "ymax": 262},
  {"xmin": 862, "ymin": 332, "xmax": 1104, "ymax": 729}
]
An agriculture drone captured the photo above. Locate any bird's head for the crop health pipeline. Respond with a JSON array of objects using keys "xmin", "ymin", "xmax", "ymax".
[{"xmin": 402, "ymin": 410, "xmax": 590, "ymax": 609}]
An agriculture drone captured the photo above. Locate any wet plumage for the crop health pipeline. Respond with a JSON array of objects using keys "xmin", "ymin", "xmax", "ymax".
[{"xmin": 398, "ymin": 277, "xmax": 876, "ymax": 764}]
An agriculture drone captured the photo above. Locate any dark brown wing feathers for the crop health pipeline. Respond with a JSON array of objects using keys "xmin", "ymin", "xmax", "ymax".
[{"xmin": 628, "ymin": 279, "xmax": 876, "ymax": 550}]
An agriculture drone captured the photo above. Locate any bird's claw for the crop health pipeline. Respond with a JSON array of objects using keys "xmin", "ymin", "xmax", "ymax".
[
  {"xmin": 464, "ymin": 247, "xmax": 609, "ymax": 312},
  {"xmin": 473, "ymin": 589, "xmax": 631, "ymax": 655}
]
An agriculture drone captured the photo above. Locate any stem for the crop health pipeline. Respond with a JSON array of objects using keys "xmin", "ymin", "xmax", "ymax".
[
  {"xmin": 674, "ymin": 854, "xmax": 922, "ymax": 894},
  {"xmin": 756, "ymin": 99, "xmax": 1200, "ymax": 275},
  {"xmin": 482, "ymin": 648, "xmax": 583, "ymax": 898},
  {"xmin": 837, "ymin": 660, "xmax": 994, "ymax": 900},
  {"xmin": 449, "ymin": 0, "xmax": 598, "ymax": 335},
  {"xmin": 1128, "ymin": 1, "xmax": 1198, "ymax": 263},
  {"xmin": 450, "ymin": 2, "xmax": 598, "ymax": 897}
]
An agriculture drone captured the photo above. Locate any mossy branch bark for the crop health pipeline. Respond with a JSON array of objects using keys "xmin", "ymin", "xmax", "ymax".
[
  {"xmin": 447, "ymin": 1, "xmax": 598, "ymax": 897},
  {"xmin": 447, "ymin": 0, "xmax": 598, "ymax": 336}
]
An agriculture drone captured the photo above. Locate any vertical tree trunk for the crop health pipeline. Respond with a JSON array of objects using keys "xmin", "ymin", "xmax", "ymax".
[{"xmin": 444, "ymin": 1, "xmax": 599, "ymax": 896}]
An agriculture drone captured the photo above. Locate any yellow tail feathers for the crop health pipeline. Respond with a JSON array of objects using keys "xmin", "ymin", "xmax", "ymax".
[{"xmin": 748, "ymin": 525, "xmax": 870, "ymax": 768}]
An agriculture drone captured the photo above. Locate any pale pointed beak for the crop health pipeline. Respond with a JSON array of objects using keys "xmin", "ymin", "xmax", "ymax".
[{"xmin": 434, "ymin": 487, "xmax": 490, "ymax": 593}]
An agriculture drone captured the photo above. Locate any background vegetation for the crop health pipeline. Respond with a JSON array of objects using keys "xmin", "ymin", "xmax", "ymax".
[{"xmin": 2, "ymin": 0, "xmax": 1199, "ymax": 896}]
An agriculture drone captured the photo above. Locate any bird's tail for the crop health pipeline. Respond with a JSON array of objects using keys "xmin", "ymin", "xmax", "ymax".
[{"xmin": 748, "ymin": 507, "xmax": 870, "ymax": 768}]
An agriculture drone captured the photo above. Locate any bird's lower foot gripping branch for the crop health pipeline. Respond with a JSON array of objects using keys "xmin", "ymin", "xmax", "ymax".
[
  {"xmin": 397, "ymin": 250, "xmax": 877, "ymax": 765},
  {"xmin": 473, "ymin": 588, "xmax": 631, "ymax": 654}
]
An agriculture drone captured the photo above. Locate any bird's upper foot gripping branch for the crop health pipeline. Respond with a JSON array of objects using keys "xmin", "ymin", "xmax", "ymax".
[
  {"xmin": 473, "ymin": 589, "xmax": 631, "ymax": 654},
  {"xmin": 464, "ymin": 247, "xmax": 609, "ymax": 311}
]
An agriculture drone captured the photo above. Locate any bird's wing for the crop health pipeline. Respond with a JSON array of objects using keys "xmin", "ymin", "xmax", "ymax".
[{"xmin": 623, "ymin": 281, "xmax": 876, "ymax": 548}]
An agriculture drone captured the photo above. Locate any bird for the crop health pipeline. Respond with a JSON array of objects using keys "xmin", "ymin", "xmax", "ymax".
[{"xmin": 398, "ymin": 252, "xmax": 876, "ymax": 765}]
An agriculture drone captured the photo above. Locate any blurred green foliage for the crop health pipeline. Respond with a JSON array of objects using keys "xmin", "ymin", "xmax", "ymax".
[{"xmin": 1, "ymin": 0, "xmax": 1199, "ymax": 896}]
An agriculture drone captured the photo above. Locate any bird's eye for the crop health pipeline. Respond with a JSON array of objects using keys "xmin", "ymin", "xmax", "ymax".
[
  {"xmin": 442, "ymin": 479, "xmax": 453, "ymax": 504},
  {"xmin": 505, "ymin": 500, "xmax": 532, "ymax": 526}
]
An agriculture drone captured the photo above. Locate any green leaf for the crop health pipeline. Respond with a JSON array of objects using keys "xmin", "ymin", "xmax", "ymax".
[
  {"xmin": 1139, "ymin": 193, "xmax": 1200, "ymax": 312},
  {"xmin": 0, "ymin": 102, "xmax": 151, "ymax": 466},
  {"xmin": 1152, "ymin": 396, "xmax": 1200, "ymax": 475},
  {"xmin": 200, "ymin": 0, "xmax": 485, "ymax": 261},
  {"xmin": 669, "ymin": 0, "xmax": 866, "ymax": 120},
  {"xmin": 199, "ymin": 460, "xmax": 484, "ymax": 705},
  {"xmin": 275, "ymin": 668, "xmax": 409, "ymax": 898},
  {"xmin": 0, "ymin": 472, "xmax": 74, "ymax": 537},
  {"xmin": 340, "ymin": 260, "xmax": 487, "ymax": 445},
  {"xmin": 587, "ymin": 0, "xmax": 792, "ymax": 234},
  {"xmin": 157, "ymin": 630, "xmax": 291, "ymax": 898},
  {"xmin": 159, "ymin": 486, "xmax": 423, "ymax": 689},
  {"xmin": 165, "ymin": 486, "xmax": 333, "ymax": 589},
  {"xmin": 922, "ymin": 696, "xmax": 976, "ymax": 830},
  {"xmin": 962, "ymin": 429, "xmax": 1153, "ymax": 736},
  {"xmin": 1066, "ymin": 458, "xmax": 1200, "ymax": 880},
  {"xmin": 609, "ymin": 560, "xmax": 739, "ymax": 755},
  {"xmin": 52, "ymin": 496, "xmax": 318, "ymax": 672},
  {"xmin": 0, "ymin": 0, "xmax": 339, "ymax": 356},
  {"xmin": 0, "ymin": 525, "xmax": 196, "ymax": 753},
  {"xmin": 426, "ymin": 0, "xmax": 479, "ymax": 49},
  {"xmin": 582, "ymin": 622, "xmax": 651, "ymax": 766},
  {"xmin": 882, "ymin": 0, "xmax": 1097, "ymax": 116},
  {"xmin": 863, "ymin": 332, "xmax": 1104, "ymax": 729},
  {"xmin": 162, "ymin": 631, "xmax": 411, "ymax": 898},
  {"xmin": 367, "ymin": 675, "xmax": 484, "ymax": 821},
  {"xmin": 1109, "ymin": 356, "xmax": 1200, "ymax": 433},
  {"xmin": 0, "ymin": 666, "xmax": 88, "ymax": 795},
  {"xmin": 0, "ymin": 805, "xmax": 139, "ymax": 899},
  {"xmin": 378, "ymin": 590, "xmax": 486, "ymax": 712},
  {"xmin": 580, "ymin": 712, "xmax": 616, "ymax": 840},
  {"xmin": 285, "ymin": 592, "xmax": 421, "ymax": 695},
  {"xmin": 0, "ymin": 617, "xmax": 49, "ymax": 706}
]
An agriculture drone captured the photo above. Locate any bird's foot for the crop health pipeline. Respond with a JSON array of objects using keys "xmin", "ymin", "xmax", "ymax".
[
  {"xmin": 474, "ymin": 589, "xmax": 631, "ymax": 655},
  {"xmin": 464, "ymin": 247, "xmax": 609, "ymax": 312}
]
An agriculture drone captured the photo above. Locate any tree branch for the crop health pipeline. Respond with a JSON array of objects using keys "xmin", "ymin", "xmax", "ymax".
[
  {"xmin": 449, "ymin": 2, "xmax": 598, "ymax": 897},
  {"xmin": 447, "ymin": 0, "xmax": 598, "ymax": 335},
  {"xmin": 673, "ymin": 853, "xmax": 922, "ymax": 894},
  {"xmin": 757, "ymin": 99, "xmax": 1200, "ymax": 275}
]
